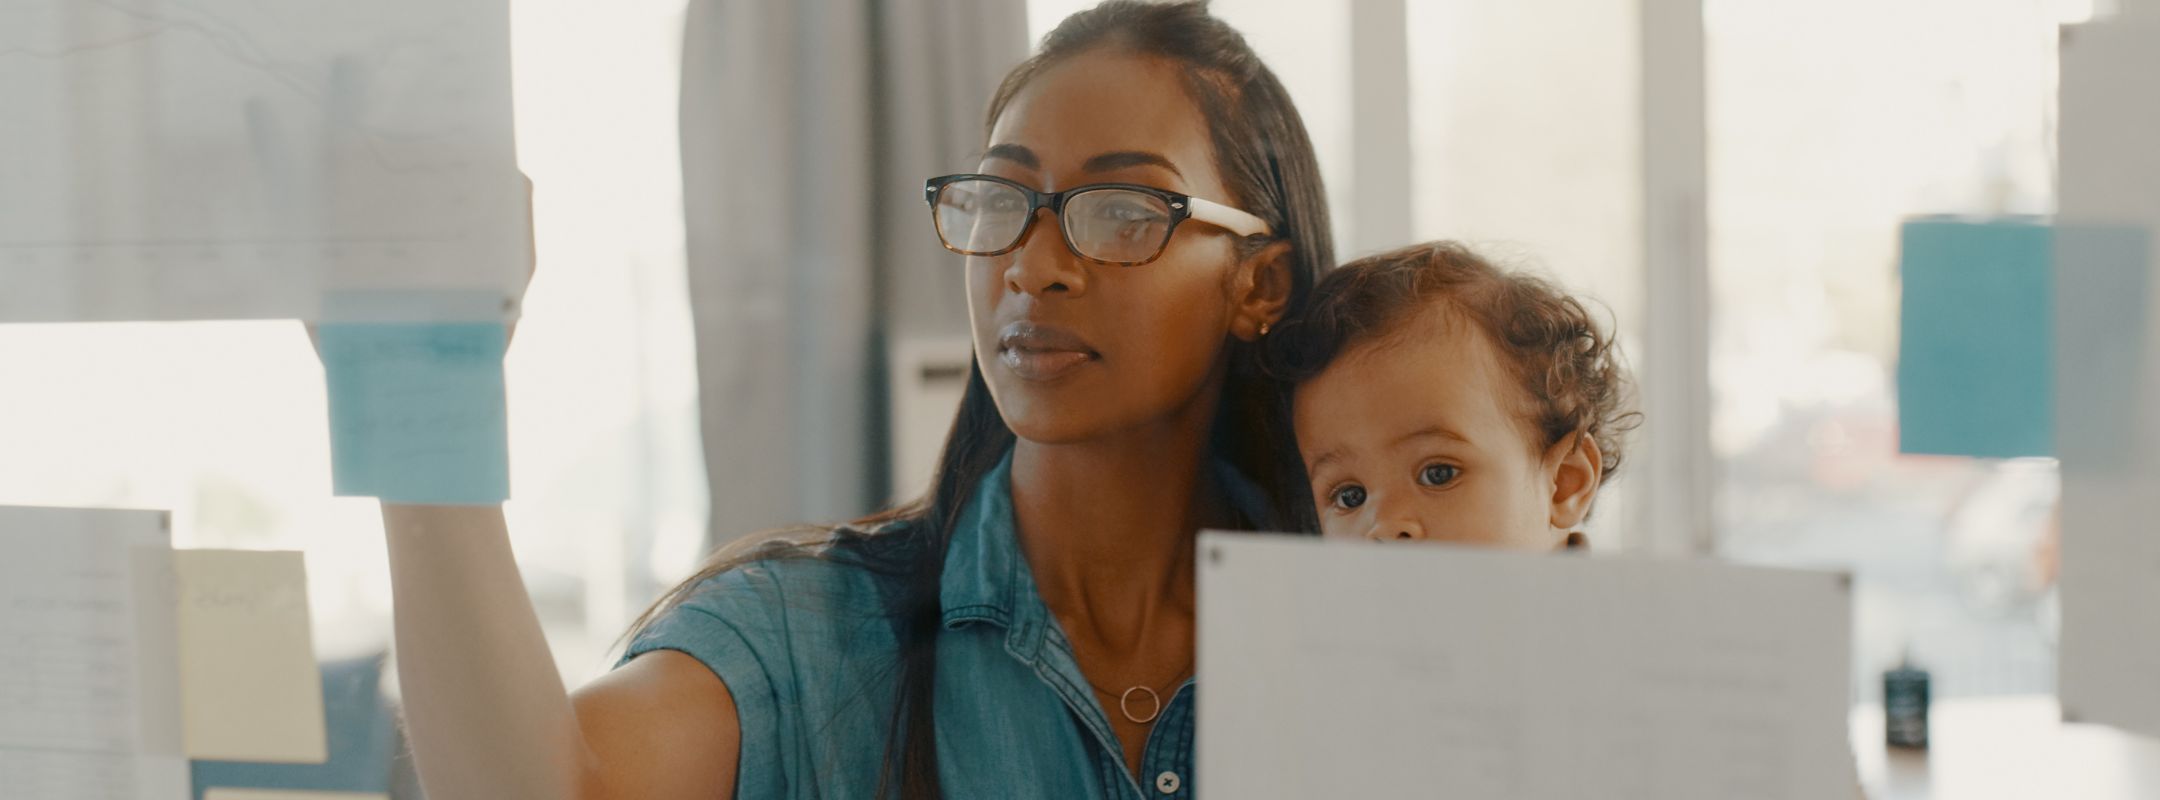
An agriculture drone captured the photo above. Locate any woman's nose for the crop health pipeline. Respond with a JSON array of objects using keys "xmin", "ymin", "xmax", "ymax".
[
  {"xmin": 1003, "ymin": 209, "xmax": 1088, "ymax": 297},
  {"xmin": 1366, "ymin": 516, "xmax": 1427, "ymax": 542}
]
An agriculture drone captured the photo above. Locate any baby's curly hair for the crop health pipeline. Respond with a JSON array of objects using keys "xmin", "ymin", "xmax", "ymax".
[{"xmin": 1267, "ymin": 241, "xmax": 1641, "ymax": 484}]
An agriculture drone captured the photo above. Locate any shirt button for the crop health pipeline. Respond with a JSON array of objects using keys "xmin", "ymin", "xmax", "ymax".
[{"xmin": 1154, "ymin": 770, "xmax": 1181, "ymax": 794}]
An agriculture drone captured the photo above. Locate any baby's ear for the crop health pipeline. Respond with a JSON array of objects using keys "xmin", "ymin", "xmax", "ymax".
[
  {"xmin": 1545, "ymin": 431, "xmax": 1602, "ymax": 531},
  {"xmin": 1231, "ymin": 240, "xmax": 1294, "ymax": 342}
]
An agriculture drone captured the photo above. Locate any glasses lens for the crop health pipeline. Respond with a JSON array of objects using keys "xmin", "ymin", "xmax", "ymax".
[
  {"xmin": 935, "ymin": 179, "xmax": 1029, "ymax": 254},
  {"xmin": 1065, "ymin": 188, "xmax": 1174, "ymax": 263}
]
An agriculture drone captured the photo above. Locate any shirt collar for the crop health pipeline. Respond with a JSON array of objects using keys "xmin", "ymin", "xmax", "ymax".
[
  {"xmin": 938, "ymin": 447, "xmax": 1274, "ymax": 653},
  {"xmin": 938, "ymin": 448, "xmax": 1028, "ymax": 632}
]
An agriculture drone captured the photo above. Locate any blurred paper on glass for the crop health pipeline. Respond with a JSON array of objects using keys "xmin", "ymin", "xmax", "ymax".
[
  {"xmin": 1896, "ymin": 217, "xmax": 2054, "ymax": 458},
  {"xmin": 2059, "ymin": 18, "xmax": 2160, "ymax": 228},
  {"xmin": 1197, "ymin": 533, "xmax": 1853, "ymax": 799},
  {"xmin": 0, "ymin": 0, "xmax": 522, "ymax": 323},
  {"xmin": 2056, "ymin": 14, "xmax": 2160, "ymax": 741},
  {"xmin": 173, "ymin": 550, "xmax": 326, "ymax": 764},
  {"xmin": 0, "ymin": 506, "xmax": 189, "ymax": 799},
  {"xmin": 2053, "ymin": 225, "xmax": 2149, "ymax": 471},
  {"xmin": 205, "ymin": 791, "xmax": 387, "ymax": 800},
  {"xmin": 320, "ymin": 322, "xmax": 509, "ymax": 504}
]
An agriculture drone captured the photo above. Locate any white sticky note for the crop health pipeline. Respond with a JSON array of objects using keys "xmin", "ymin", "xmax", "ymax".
[
  {"xmin": 173, "ymin": 550, "xmax": 327, "ymax": 763},
  {"xmin": 1197, "ymin": 533, "xmax": 1853, "ymax": 800},
  {"xmin": 0, "ymin": 0, "xmax": 523, "ymax": 323},
  {"xmin": 0, "ymin": 506, "xmax": 189, "ymax": 800},
  {"xmin": 204, "ymin": 791, "xmax": 388, "ymax": 800}
]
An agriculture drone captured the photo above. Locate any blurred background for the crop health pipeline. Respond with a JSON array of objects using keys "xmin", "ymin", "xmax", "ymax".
[{"xmin": 0, "ymin": 0, "xmax": 2089, "ymax": 714}]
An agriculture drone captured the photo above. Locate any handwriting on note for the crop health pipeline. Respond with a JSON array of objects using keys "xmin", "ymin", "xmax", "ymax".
[
  {"xmin": 0, "ymin": 506, "xmax": 189, "ymax": 798},
  {"xmin": 173, "ymin": 549, "xmax": 327, "ymax": 764},
  {"xmin": 319, "ymin": 322, "xmax": 509, "ymax": 504}
]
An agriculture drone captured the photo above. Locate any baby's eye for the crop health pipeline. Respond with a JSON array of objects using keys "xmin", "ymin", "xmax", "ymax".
[
  {"xmin": 1329, "ymin": 484, "xmax": 1367, "ymax": 510},
  {"xmin": 1417, "ymin": 463, "xmax": 1460, "ymax": 487}
]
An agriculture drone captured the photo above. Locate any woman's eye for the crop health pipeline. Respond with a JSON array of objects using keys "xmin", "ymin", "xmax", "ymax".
[
  {"xmin": 1418, "ymin": 464, "xmax": 1460, "ymax": 487},
  {"xmin": 1104, "ymin": 200, "xmax": 1165, "ymax": 223},
  {"xmin": 1329, "ymin": 484, "xmax": 1367, "ymax": 510}
]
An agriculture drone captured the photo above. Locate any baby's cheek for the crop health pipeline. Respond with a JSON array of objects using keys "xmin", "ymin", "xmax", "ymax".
[
  {"xmin": 1318, "ymin": 514, "xmax": 1361, "ymax": 541},
  {"xmin": 1315, "ymin": 501, "xmax": 1372, "ymax": 541},
  {"xmin": 1436, "ymin": 501, "xmax": 1524, "ymax": 549},
  {"xmin": 1427, "ymin": 482, "xmax": 1516, "ymax": 548},
  {"xmin": 1436, "ymin": 527, "xmax": 1506, "ymax": 547}
]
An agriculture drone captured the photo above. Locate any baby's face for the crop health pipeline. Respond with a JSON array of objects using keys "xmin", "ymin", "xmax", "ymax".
[{"xmin": 1292, "ymin": 307, "xmax": 1568, "ymax": 549}]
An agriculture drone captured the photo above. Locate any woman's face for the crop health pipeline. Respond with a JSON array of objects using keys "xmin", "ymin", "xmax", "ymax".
[{"xmin": 967, "ymin": 49, "xmax": 1254, "ymax": 445}]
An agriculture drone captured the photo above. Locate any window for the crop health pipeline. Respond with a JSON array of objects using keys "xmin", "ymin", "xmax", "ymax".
[
  {"xmin": 1706, "ymin": 0, "xmax": 2072, "ymax": 700},
  {"xmin": 0, "ymin": 0, "xmax": 705, "ymax": 689}
]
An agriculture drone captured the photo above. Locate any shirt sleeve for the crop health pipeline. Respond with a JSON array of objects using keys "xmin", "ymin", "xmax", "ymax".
[{"xmin": 618, "ymin": 564, "xmax": 793, "ymax": 798}]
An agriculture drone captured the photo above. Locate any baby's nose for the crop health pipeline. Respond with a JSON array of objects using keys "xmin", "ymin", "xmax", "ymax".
[{"xmin": 1366, "ymin": 517, "xmax": 1427, "ymax": 542}]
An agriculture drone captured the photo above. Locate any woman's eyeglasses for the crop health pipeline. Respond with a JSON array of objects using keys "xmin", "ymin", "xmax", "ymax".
[{"xmin": 924, "ymin": 174, "xmax": 1272, "ymax": 266}]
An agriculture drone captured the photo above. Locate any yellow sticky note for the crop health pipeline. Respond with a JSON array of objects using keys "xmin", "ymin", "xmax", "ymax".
[
  {"xmin": 205, "ymin": 791, "xmax": 387, "ymax": 800},
  {"xmin": 174, "ymin": 550, "xmax": 328, "ymax": 763}
]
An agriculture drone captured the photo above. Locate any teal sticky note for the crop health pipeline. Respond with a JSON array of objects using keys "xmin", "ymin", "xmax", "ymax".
[
  {"xmin": 320, "ymin": 323, "xmax": 509, "ymax": 504},
  {"xmin": 1897, "ymin": 218, "xmax": 2054, "ymax": 458}
]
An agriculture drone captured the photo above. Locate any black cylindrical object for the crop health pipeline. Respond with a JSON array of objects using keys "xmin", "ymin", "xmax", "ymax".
[{"xmin": 1884, "ymin": 657, "xmax": 1930, "ymax": 749}]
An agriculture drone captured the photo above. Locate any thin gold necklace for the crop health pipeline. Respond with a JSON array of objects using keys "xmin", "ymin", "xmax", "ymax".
[{"xmin": 1085, "ymin": 659, "xmax": 1194, "ymax": 725}]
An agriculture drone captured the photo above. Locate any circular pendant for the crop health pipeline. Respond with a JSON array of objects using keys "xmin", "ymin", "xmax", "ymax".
[{"xmin": 1119, "ymin": 685, "xmax": 1163, "ymax": 724}]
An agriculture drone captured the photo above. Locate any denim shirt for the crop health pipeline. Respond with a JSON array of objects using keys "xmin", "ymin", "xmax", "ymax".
[{"xmin": 620, "ymin": 448, "xmax": 1270, "ymax": 798}]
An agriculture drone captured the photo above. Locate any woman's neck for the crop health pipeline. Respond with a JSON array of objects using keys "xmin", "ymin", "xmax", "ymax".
[{"xmin": 1008, "ymin": 416, "xmax": 1230, "ymax": 649}]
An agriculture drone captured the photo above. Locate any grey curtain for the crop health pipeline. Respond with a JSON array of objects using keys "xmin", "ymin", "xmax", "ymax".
[{"xmin": 680, "ymin": 0, "xmax": 1027, "ymax": 544}]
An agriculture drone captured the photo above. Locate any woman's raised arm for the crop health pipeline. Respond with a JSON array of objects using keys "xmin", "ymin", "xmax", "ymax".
[
  {"xmin": 358, "ymin": 176, "xmax": 742, "ymax": 798},
  {"xmin": 383, "ymin": 503, "xmax": 742, "ymax": 799}
]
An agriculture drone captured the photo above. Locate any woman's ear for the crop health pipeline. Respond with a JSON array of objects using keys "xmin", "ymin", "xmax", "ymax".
[
  {"xmin": 1545, "ymin": 431, "xmax": 1603, "ymax": 531},
  {"xmin": 1230, "ymin": 240, "xmax": 1294, "ymax": 342}
]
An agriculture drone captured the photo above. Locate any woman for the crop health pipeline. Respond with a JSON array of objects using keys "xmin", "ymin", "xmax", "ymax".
[{"xmin": 383, "ymin": 2, "xmax": 1333, "ymax": 797}]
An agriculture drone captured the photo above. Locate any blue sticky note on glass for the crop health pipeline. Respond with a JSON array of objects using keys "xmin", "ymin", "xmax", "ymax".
[
  {"xmin": 320, "ymin": 322, "xmax": 509, "ymax": 504},
  {"xmin": 1897, "ymin": 218, "xmax": 2055, "ymax": 458}
]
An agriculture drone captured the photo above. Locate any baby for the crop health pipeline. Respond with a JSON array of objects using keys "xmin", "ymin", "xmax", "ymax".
[{"xmin": 1269, "ymin": 241, "xmax": 1638, "ymax": 549}]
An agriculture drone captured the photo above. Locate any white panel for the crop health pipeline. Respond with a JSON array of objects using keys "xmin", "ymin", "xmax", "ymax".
[
  {"xmin": 2055, "ymin": 15, "xmax": 2160, "ymax": 740},
  {"xmin": 1198, "ymin": 533, "xmax": 1853, "ymax": 799},
  {"xmin": 887, "ymin": 336, "xmax": 974, "ymax": 503}
]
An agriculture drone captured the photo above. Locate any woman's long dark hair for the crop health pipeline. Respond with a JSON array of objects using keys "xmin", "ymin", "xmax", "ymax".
[{"xmin": 625, "ymin": 2, "xmax": 1334, "ymax": 795}]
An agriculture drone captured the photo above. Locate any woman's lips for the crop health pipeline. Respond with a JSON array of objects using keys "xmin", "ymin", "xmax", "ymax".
[
  {"xmin": 998, "ymin": 321, "xmax": 1099, "ymax": 382},
  {"xmin": 1000, "ymin": 347, "xmax": 1095, "ymax": 381}
]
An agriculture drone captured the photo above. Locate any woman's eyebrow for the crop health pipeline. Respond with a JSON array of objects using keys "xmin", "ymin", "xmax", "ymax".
[
  {"xmin": 981, "ymin": 146, "xmax": 1184, "ymax": 179},
  {"xmin": 984, "ymin": 143, "xmax": 1039, "ymax": 169},
  {"xmin": 1082, "ymin": 150, "xmax": 1183, "ymax": 177}
]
